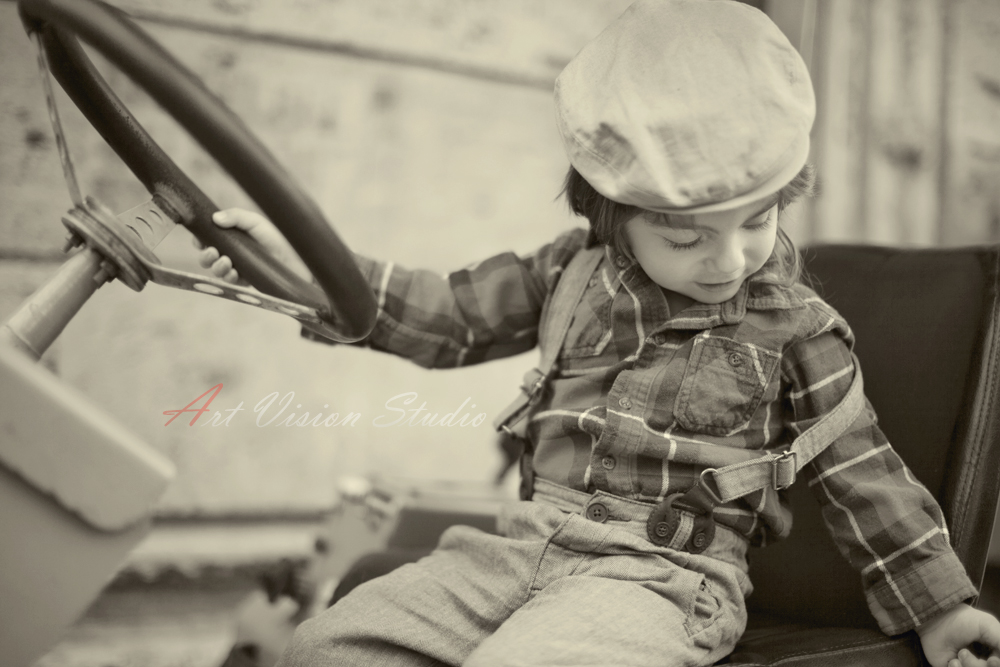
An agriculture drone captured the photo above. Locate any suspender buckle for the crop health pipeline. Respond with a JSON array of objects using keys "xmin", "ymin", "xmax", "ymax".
[
  {"xmin": 772, "ymin": 450, "xmax": 797, "ymax": 490},
  {"xmin": 696, "ymin": 468, "xmax": 724, "ymax": 506}
]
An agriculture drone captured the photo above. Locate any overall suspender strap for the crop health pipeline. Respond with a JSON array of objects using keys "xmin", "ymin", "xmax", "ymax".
[
  {"xmin": 653, "ymin": 354, "xmax": 868, "ymax": 553},
  {"xmin": 700, "ymin": 356, "xmax": 866, "ymax": 503},
  {"xmin": 492, "ymin": 246, "xmax": 605, "ymax": 500},
  {"xmin": 492, "ymin": 246, "xmax": 605, "ymax": 436}
]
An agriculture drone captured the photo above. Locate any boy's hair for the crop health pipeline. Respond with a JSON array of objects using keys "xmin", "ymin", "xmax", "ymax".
[{"xmin": 561, "ymin": 164, "xmax": 817, "ymax": 287}]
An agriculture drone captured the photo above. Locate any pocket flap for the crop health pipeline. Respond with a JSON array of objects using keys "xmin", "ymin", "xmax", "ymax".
[{"xmin": 675, "ymin": 336, "xmax": 779, "ymax": 436}]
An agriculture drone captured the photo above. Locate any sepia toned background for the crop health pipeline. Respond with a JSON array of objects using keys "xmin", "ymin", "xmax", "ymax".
[
  {"xmin": 2, "ymin": 0, "xmax": 1000, "ymax": 664},
  {"xmin": 5, "ymin": 0, "xmax": 999, "ymax": 515}
]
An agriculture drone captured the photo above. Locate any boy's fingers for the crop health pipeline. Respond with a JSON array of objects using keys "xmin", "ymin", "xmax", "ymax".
[
  {"xmin": 198, "ymin": 246, "xmax": 220, "ymax": 269},
  {"xmin": 213, "ymin": 209, "xmax": 265, "ymax": 232},
  {"xmin": 191, "ymin": 235, "xmax": 205, "ymax": 250},
  {"xmin": 211, "ymin": 210, "xmax": 240, "ymax": 228},
  {"xmin": 959, "ymin": 648, "xmax": 988, "ymax": 667},
  {"xmin": 211, "ymin": 255, "xmax": 233, "ymax": 277},
  {"xmin": 225, "ymin": 268, "xmax": 239, "ymax": 284}
]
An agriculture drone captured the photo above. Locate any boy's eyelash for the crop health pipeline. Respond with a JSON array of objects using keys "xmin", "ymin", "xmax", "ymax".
[
  {"xmin": 662, "ymin": 237, "xmax": 702, "ymax": 251},
  {"xmin": 658, "ymin": 210, "xmax": 774, "ymax": 249},
  {"xmin": 744, "ymin": 210, "xmax": 776, "ymax": 231}
]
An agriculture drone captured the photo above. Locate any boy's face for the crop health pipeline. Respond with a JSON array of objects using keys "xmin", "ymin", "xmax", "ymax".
[{"xmin": 623, "ymin": 196, "xmax": 780, "ymax": 305}]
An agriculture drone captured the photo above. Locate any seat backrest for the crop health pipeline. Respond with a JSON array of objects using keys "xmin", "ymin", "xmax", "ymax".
[{"xmin": 745, "ymin": 244, "xmax": 1000, "ymax": 629}]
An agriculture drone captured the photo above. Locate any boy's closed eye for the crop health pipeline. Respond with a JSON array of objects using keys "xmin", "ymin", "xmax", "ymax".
[
  {"xmin": 651, "ymin": 206, "xmax": 778, "ymax": 252},
  {"xmin": 658, "ymin": 228, "xmax": 702, "ymax": 251},
  {"xmin": 744, "ymin": 208, "xmax": 776, "ymax": 229}
]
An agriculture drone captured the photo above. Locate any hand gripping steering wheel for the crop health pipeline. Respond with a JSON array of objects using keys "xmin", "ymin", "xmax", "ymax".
[{"xmin": 16, "ymin": 0, "xmax": 378, "ymax": 344}]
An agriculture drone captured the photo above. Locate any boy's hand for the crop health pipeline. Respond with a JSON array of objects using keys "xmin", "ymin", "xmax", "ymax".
[
  {"xmin": 916, "ymin": 603, "xmax": 1000, "ymax": 667},
  {"xmin": 194, "ymin": 208, "xmax": 312, "ymax": 284}
]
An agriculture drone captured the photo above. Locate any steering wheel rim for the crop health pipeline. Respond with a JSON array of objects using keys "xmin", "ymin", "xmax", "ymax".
[{"xmin": 18, "ymin": 0, "xmax": 377, "ymax": 343}]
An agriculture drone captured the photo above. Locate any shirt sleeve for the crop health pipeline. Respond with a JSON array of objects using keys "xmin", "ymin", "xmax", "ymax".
[
  {"xmin": 782, "ymin": 325, "xmax": 978, "ymax": 636},
  {"xmin": 303, "ymin": 228, "xmax": 588, "ymax": 369}
]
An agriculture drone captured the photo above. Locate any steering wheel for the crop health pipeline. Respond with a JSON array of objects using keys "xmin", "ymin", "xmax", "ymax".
[{"xmin": 16, "ymin": 0, "xmax": 378, "ymax": 343}]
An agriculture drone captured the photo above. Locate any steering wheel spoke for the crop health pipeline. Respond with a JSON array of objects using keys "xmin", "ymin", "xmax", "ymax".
[
  {"xmin": 141, "ymin": 264, "xmax": 329, "ymax": 327},
  {"xmin": 30, "ymin": 29, "xmax": 83, "ymax": 208}
]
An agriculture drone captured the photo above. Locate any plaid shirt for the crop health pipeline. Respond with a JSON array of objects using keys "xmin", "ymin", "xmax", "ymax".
[{"xmin": 327, "ymin": 228, "xmax": 975, "ymax": 635}]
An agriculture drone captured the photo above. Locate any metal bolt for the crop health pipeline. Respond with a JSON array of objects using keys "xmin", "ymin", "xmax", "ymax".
[
  {"xmin": 62, "ymin": 233, "xmax": 84, "ymax": 253},
  {"xmin": 93, "ymin": 260, "xmax": 118, "ymax": 285}
]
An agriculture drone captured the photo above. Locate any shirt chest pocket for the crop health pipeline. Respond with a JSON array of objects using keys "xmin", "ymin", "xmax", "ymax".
[
  {"xmin": 558, "ymin": 268, "xmax": 619, "ymax": 360},
  {"xmin": 674, "ymin": 336, "xmax": 780, "ymax": 436}
]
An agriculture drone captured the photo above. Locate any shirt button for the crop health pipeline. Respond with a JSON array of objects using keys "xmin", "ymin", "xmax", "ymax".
[
  {"xmin": 615, "ymin": 257, "xmax": 628, "ymax": 269},
  {"xmin": 618, "ymin": 397, "xmax": 632, "ymax": 410},
  {"xmin": 728, "ymin": 352, "xmax": 744, "ymax": 367},
  {"xmin": 652, "ymin": 333, "xmax": 667, "ymax": 345},
  {"xmin": 589, "ymin": 276, "xmax": 598, "ymax": 287},
  {"xmin": 601, "ymin": 455, "xmax": 616, "ymax": 470},
  {"xmin": 586, "ymin": 503, "xmax": 609, "ymax": 523}
]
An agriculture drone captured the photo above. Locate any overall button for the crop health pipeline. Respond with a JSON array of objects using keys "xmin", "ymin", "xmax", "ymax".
[
  {"xmin": 728, "ymin": 352, "xmax": 744, "ymax": 367},
  {"xmin": 618, "ymin": 397, "xmax": 632, "ymax": 410},
  {"xmin": 692, "ymin": 531, "xmax": 709, "ymax": 550},
  {"xmin": 586, "ymin": 503, "xmax": 609, "ymax": 523},
  {"xmin": 601, "ymin": 455, "xmax": 616, "ymax": 470}
]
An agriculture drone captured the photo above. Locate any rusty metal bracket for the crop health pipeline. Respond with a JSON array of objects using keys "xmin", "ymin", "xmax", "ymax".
[{"xmin": 61, "ymin": 196, "xmax": 348, "ymax": 337}]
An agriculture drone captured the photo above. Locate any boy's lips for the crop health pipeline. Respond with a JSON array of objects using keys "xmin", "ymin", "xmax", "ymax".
[{"xmin": 696, "ymin": 278, "xmax": 741, "ymax": 292}]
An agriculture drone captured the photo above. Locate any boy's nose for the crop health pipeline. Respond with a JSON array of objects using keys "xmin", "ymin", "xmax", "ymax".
[{"xmin": 709, "ymin": 239, "xmax": 745, "ymax": 276}]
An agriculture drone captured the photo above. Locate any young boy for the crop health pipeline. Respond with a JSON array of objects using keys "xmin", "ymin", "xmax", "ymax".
[{"xmin": 201, "ymin": 2, "xmax": 1000, "ymax": 666}]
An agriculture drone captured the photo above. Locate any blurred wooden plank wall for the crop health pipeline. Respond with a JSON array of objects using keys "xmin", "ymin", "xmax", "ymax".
[
  {"xmin": 770, "ymin": 0, "xmax": 1000, "ymax": 246},
  {"xmin": 115, "ymin": 0, "xmax": 1000, "ymax": 249}
]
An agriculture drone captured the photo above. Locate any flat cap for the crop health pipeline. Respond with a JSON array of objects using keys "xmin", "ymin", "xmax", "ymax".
[{"xmin": 555, "ymin": 0, "xmax": 815, "ymax": 213}]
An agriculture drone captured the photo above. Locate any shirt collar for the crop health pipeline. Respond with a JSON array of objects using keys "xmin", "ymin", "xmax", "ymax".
[{"xmin": 606, "ymin": 246, "xmax": 803, "ymax": 331}]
